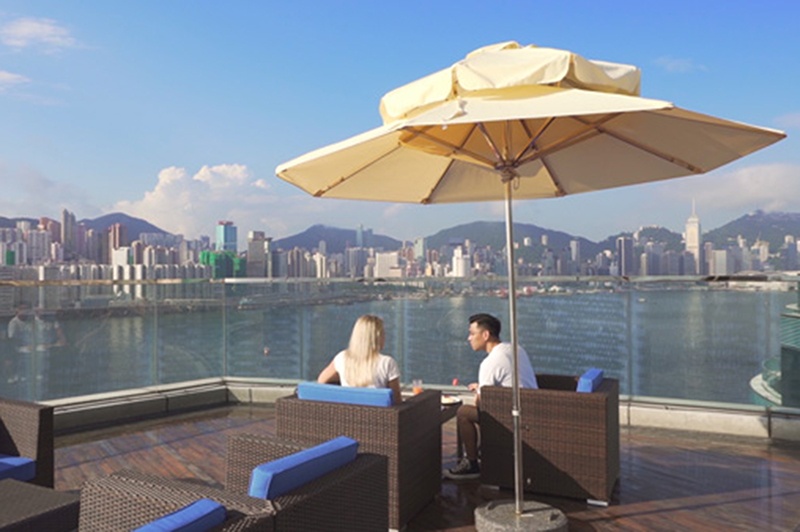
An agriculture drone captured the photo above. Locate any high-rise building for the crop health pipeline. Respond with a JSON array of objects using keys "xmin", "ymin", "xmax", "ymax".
[
  {"xmin": 312, "ymin": 251, "xmax": 328, "ymax": 278},
  {"xmin": 569, "ymin": 239, "xmax": 579, "ymax": 261},
  {"xmin": 685, "ymin": 201, "xmax": 702, "ymax": 275},
  {"xmin": 27, "ymin": 230, "xmax": 51, "ymax": 265},
  {"xmin": 375, "ymin": 251, "xmax": 401, "ymax": 278},
  {"xmin": 413, "ymin": 237, "xmax": 426, "ymax": 262},
  {"xmin": 356, "ymin": 225, "xmax": 373, "ymax": 249},
  {"xmin": 39, "ymin": 217, "xmax": 61, "ymax": 244},
  {"xmin": 710, "ymin": 249, "xmax": 732, "ymax": 275},
  {"xmin": 616, "ymin": 236, "xmax": 634, "ymax": 276},
  {"xmin": 61, "ymin": 209, "xmax": 77, "ymax": 258},
  {"xmin": 246, "ymin": 231, "xmax": 268, "ymax": 278},
  {"xmin": 109, "ymin": 223, "xmax": 128, "ymax": 250},
  {"xmin": 216, "ymin": 221, "xmax": 237, "ymax": 253},
  {"xmin": 451, "ymin": 246, "xmax": 471, "ymax": 277}
]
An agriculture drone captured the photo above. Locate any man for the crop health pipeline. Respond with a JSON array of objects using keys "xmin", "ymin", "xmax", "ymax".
[{"xmin": 443, "ymin": 313, "xmax": 538, "ymax": 480}]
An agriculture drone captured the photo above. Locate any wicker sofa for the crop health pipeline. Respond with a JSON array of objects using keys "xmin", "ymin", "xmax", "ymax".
[
  {"xmin": 0, "ymin": 396, "xmax": 54, "ymax": 487},
  {"xmin": 479, "ymin": 374, "xmax": 620, "ymax": 504},
  {"xmin": 79, "ymin": 434, "xmax": 388, "ymax": 531},
  {"xmin": 276, "ymin": 388, "xmax": 442, "ymax": 530}
]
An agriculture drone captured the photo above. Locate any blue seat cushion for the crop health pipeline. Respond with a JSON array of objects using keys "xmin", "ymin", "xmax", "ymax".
[
  {"xmin": 0, "ymin": 454, "xmax": 36, "ymax": 482},
  {"xmin": 577, "ymin": 368, "xmax": 604, "ymax": 393},
  {"xmin": 297, "ymin": 381, "xmax": 393, "ymax": 407},
  {"xmin": 249, "ymin": 435, "xmax": 358, "ymax": 499},
  {"xmin": 133, "ymin": 498, "xmax": 226, "ymax": 532}
]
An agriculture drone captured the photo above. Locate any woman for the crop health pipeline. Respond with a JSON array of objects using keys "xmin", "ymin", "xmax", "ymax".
[{"xmin": 317, "ymin": 314, "xmax": 402, "ymax": 405}]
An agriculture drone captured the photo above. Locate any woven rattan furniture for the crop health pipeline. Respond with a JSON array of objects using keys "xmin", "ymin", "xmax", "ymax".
[
  {"xmin": 0, "ymin": 396, "xmax": 54, "ymax": 487},
  {"xmin": 480, "ymin": 374, "xmax": 620, "ymax": 504},
  {"xmin": 79, "ymin": 435, "xmax": 388, "ymax": 531},
  {"xmin": 276, "ymin": 388, "xmax": 442, "ymax": 530},
  {"xmin": 0, "ymin": 478, "xmax": 79, "ymax": 531}
]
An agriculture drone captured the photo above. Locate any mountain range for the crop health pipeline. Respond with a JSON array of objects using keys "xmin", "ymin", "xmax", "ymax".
[{"xmin": 3, "ymin": 210, "xmax": 800, "ymax": 255}]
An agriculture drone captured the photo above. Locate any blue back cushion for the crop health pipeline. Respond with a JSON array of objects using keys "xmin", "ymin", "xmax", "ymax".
[
  {"xmin": 133, "ymin": 498, "xmax": 226, "ymax": 532},
  {"xmin": 577, "ymin": 368, "xmax": 604, "ymax": 393},
  {"xmin": 297, "ymin": 381, "xmax": 393, "ymax": 407},
  {"xmin": 0, "ymin": 454, "xmax": 36, "ymax": 482},
  {"xmin": 248, "ymin": 436, "xmax": 358, "ymax": 499}
]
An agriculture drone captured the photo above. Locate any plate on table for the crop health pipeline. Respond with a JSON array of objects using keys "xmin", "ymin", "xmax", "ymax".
[{"xmin": 441, "ymin": 395, "xmax": 461, "ymax": 406}]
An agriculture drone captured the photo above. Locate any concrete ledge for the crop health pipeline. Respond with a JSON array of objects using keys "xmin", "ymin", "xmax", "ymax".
[
  {"xmin": 50, "ymin": 379, "xmax": 230, "ymax": 433},
  {"xmin": 226, "ymin": 383, "xmax": 297, "ymax": 404},
  {"xmin": 55, "ymin": 394, "xmax": 168, "ymax": 433},
  {"xmin": 770, "ymin": 410, "xmax": 800, "ymax": 441},
  {"xmin": 44, "ymin": 379, "xmax": 800, "ymax": 441},
  {"xmin": 626, "ymin": 402, "xmax": 769, "ymax": 438}
]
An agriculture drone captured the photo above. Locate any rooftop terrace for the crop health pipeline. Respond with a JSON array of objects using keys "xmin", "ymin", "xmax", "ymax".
[{"xmin": 53, "ymin": 401, "xmax": 800, "ymax": 531}]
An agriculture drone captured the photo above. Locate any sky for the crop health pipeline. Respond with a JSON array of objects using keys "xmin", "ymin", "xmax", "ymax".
[{"xmin": 0, "ymin": 1, "xmax": 798, "ymax": 248}]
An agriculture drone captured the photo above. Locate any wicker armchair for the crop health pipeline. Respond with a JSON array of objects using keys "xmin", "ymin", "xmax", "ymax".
[
  {"xmin": 276, "ymin": 389, "xmax": 442, "ymax": 530},
  {"xmin": 0, "ymin": 396, "xmax": 54, "ymax": 487},
  {"xmin": 480, "ymin": 374, "xmax": 620, "ymax": 504},
  {"xmin": 79, "ymin": 435, "xmax": 388, "ymax": 531}
]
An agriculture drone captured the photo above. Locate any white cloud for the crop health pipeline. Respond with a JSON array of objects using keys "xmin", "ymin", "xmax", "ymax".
[
  {"xmin": 655, "ymin": 162, "xmax": 800, "ymax": 217},
  {"xmin": 110, "ymin": 164, "xmax": 327, "ymax": 245},
  {"xmin": 192, "ymin": 163, "xmax": 249, "ymax": 188},
  {"xmin": 0, "ymin": 70, "xmax": 29, "ymax": 91},
  {"xmin": 654, "ymin": 56, "xmax": 707, "ymax": 73},
  {"xmin": 775, "ymin": 113, "xmax": 800, "ymax": 130},
  {"xmin": 253, "ymin": 178, "xmax": 271, "ymax": 190},
  {"xmin": 0, "ymin": 17, "xmax": 76, "ymax": 51}
]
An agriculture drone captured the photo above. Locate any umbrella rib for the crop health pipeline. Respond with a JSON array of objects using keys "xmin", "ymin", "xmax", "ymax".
[
  {"xmin": 515, "ymin": 114, "xmax": 619, "ymax": 167},
  {"xmin": 513, "ymin": 117, "xmax": 555, "ymax": 164},
  {"xmin": 516, "ymin": 127, "xmax": 603, "ymax": 167},
  {"xmin": 539, "ymin": 155, "xmax": 567, "ymax": 196},
  {"xmin": 404, "ymin": 126, "xmax": 497, "ymax": 167},
  {"xmin": 574, "ymin": 116, "xmax": 706, "ymax": 173},
  {"xmin": 477, "ymin": 122, "xmax": 507, "ymax": 167},
  {"xmin": 311, "ymin": 144, "xmax": 403, "ymax": 197},
  {"xmin": 420, "ymin": 158, "xmax": 457, "ymax": 204}
]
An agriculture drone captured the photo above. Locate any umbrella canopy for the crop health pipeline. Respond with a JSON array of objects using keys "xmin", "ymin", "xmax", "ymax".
[
  {"xmin": 275, "ymin": 41, "xmax": 785, "ymax": 516},
  {"xmin": 278, "ymin": 41, "xmax": 784, "ymax": 203}
]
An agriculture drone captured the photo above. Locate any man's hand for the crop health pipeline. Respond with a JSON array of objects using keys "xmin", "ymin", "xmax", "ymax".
[{"xmin": 468, "ymin": 382, "xmax": 479, "ymax": 392}]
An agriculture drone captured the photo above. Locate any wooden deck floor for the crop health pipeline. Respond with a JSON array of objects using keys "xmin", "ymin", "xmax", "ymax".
[{"xmin": 54, "ymin": 404, "xmax": 800, "ymax": 531}]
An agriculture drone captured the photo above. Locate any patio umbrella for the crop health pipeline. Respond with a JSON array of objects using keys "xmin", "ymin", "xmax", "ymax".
[{"xmin": 275, "ymin": 41, "xmax": 785, "ymax": 515}]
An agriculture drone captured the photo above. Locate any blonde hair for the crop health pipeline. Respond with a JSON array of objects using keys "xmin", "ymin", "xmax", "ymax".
[{"xmin": 344, "ymin": 315, "xmax": 384, "ymax": 387}]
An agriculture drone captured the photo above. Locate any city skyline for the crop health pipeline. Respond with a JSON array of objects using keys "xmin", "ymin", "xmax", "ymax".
[
  {"xmin": 3, "ymin": 203, "xmax": 800, "ymax": 280},
  {"xmin": 4, "ymin": 202, "xmax": 800, "ymax": 251},
  {"xmin": 0, "ymin": 2, "xmax": 797, "ymax": 246}
]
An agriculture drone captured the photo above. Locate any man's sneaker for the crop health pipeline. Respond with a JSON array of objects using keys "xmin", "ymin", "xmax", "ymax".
[{"xmin": 443, "ymin": 458, "xmax": 480, "ymax": 480}]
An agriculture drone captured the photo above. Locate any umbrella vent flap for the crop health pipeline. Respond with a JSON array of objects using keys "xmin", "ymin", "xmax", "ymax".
[{"xmin": 380, "ymin": 41, "xmax": 642, "ymax": 123}]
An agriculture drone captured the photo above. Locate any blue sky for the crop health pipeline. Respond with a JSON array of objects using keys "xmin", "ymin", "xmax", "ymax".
[{"xmin": 1, "ymin": 1, "xmax": 798, "ymax": 246}]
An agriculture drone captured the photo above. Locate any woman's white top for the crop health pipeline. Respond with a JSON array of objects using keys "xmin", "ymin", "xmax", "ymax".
[{"xmin": 332, "ymin": 350, "xmax": 400, "ymax": 388}]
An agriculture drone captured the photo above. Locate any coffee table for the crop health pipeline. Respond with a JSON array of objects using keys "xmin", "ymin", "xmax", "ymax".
[{"xmin": 0, "ymin": 478, "xmax": 80, "ymax": 531}]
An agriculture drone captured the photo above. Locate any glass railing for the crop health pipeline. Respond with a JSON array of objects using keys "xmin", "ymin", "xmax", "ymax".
[{"xmin": 1, "ymin": 274, "xmax": 798, "ymax": 413}]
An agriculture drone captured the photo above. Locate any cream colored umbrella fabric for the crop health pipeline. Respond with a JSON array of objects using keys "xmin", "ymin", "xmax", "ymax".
[
  {"xmin": 275, "ymin": 41, "xmax": 785, "ymax": 515},
  {"xmin": 278, "ymin": 41, "xmax": 784, "ymax": 201}
]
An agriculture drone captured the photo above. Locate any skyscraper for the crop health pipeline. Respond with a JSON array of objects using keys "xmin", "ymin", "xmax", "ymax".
[
  {"xmin": 61, "ymin": 209, "xmax": 76, "ymax": 257},
  {"xmin": 685, "ymin": 201, "xmax": 702, "ymax": 275},
  {"xmin": 246, "ymin": 231, "xmax": 268, "ymax": 277},
  {"xmin": 108, "ymin": 223, "xmax": 128, "ymax": 250},
  {"xmin": 216, "ymin": 221, "xmax": 237, "ymax": 253},
  {"xmin": 616, "ymin": 236, "xmax": 634, "ymax": 276}
]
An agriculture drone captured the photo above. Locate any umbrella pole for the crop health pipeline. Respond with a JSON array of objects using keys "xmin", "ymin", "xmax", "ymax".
[{"xmin": 503, "ymin": 176, "xmax": 524, "ymax": 515}]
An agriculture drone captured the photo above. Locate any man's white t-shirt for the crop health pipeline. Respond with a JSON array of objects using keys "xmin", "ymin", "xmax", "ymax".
[
  {"xmin": 332, "ymin": 350, "xmax": 400, "ymax": 388},
  {"xmin": 478, "ymin": 342, "xmax": 538, "ymax": 391}
]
